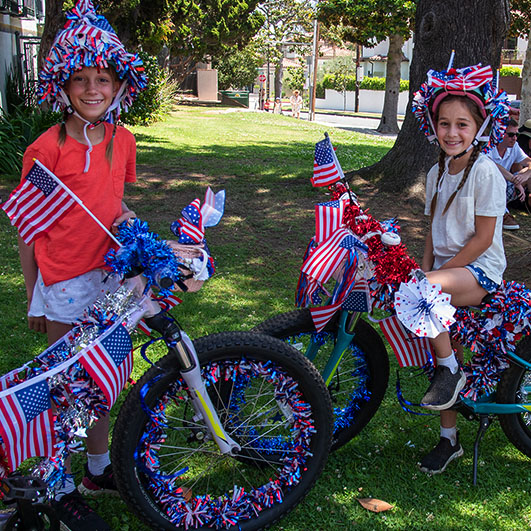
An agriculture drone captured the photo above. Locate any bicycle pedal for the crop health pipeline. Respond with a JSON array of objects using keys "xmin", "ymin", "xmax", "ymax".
[{"xmin": 0, "ymin": 475, "xmax": 48, "ymax": 503}]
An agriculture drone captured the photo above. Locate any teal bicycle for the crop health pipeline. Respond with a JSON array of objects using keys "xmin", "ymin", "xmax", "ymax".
[{"xmin": 254, "ymin": 180, "xmax": 531, "ymax": 485}]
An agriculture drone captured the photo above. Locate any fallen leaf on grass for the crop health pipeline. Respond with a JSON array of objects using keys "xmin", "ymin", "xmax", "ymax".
[{"xmin": 357, "ymin": 498, "xmax": 394, "ymax": 513}]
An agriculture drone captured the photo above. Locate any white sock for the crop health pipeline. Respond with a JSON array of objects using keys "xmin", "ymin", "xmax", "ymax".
[
  {"xmin": 54, "ymin": 474, "xmax": 76, "ymax": 500},
  {"xmin": 436, "ymin": 354, "xmax": 459, "ymax": 374},
  {"xmin": 87, "ymin": 451, "xmax": 111, "ymax": 476},
  {"xmin": 440, "ymin": 426, "xmax": 457, "ymax": 446}
]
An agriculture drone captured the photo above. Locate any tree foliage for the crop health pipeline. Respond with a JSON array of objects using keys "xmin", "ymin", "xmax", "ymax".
[
  {"xmin": 508, "ymin": 0, "xmax": 531, "ymax": 39},
  {"xmin": 254, "ymin": 0, "xmax": 314, "ymax": 98},
  {"xmin": 97, "ymin": 0, "xmax": 264, "ymax": 62},
  {"xmin": 317, "ymin": 0, "xmax": 415, "ymax": 45},
  {"xmin": 214, "ymin": 44, "xmax": 263, "ymax": 90}
]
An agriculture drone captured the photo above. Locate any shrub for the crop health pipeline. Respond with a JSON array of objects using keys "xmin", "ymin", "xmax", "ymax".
[
  {"xmin": 121, "ymin": 52, "xmax": 178, "ymax": 126},
  {"xmin": 0, "ymin": 106, "xmax": 61, "ymax": 179},
  {"xmin": 500, "ymin": 66, "xmax": 522, "ymax": 77},
  {"xmin": 322, "ymin": 74, "xmax": 409, "ymax": 93}
]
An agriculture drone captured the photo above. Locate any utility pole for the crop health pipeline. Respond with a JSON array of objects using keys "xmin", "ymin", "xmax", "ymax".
[{"xmin": 309, "ymin": 18, "xmax": 319, "ymax": 121}]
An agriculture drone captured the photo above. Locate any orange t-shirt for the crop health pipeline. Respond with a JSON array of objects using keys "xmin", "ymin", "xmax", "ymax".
[{"xmin": 22, "ymin": 123, "xmax": 136, "ymax": 286}]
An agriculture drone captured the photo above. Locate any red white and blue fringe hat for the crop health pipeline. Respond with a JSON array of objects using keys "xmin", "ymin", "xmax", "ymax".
[
  {"xmin": 412, "ymin": 57, "xmax": 510, "ymax": 154},
  {"xmin": 38, "ymin": 0, "xmax": 147, "ymax": 123}
]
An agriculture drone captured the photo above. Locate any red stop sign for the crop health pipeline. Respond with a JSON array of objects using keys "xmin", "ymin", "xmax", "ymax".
[{"xmin": 258, "ymin": 74, "xmax": 266, "ymax": 82}]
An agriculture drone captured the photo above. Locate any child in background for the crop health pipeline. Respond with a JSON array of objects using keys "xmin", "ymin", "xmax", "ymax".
[
  {"xmin": 290, "ymin": 90, "xmax": 303, "ymax": 118},
  {"xmin": 16, "ymin": 0, "xmax": 146, "ymax": 528},
  {"xmin": 273, "ymin": 97, "xmax": 283, "ymax": 114},
  {"xmin": 411, "ymin": 63, "xmax": 509, "ymax": 474}
]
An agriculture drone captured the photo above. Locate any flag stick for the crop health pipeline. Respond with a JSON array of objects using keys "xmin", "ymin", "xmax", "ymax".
[{"xmin": 34, "ymin": 158, "xmax": 122, "ymax": 247}]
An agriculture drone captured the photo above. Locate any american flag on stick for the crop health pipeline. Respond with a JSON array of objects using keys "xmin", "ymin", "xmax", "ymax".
[
  {"xmin": 1, "ymin": 162, "xmax": 76, "ymax": 245},
  {"xmin": 315, "ymin": 199, "xmax": 345, "ymax": 244},
  {"xmin": 379, "ymin": 314, "xmax": 431, "ymax": 367},
  {"xmin": 311, "ymin": 133, "xmax": 344, "ymax": 187},
  {"xmin": 0, "ymin": 379, "xmax": 56, "ymax": 473},
  {"xmin": 80, "ymin": 322, "xmax": 133, "ymax": 408}
]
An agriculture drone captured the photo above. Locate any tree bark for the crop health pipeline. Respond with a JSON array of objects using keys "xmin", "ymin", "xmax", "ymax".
[
  {"xmin": 37, "ymin": 0, "xmax": 65, "ymax": 70},
  {"xmin": 348, "ymin": 0, "xmax": 511, "ymax": 192},
  {"xmin": 520, "ymin": 26, "xmax": 531, "ymax": 128},
  {"xmin": 376, "ymin": 33, "xmax": 403, "ymax": 134}
]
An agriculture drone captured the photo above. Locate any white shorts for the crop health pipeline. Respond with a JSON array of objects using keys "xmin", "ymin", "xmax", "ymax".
[{"xmin": 29, "ymin": 269, "xmax": 121, "ymax": 324}]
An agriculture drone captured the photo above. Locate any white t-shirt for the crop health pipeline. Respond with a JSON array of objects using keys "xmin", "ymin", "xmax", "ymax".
[
  {"xmin": 487, "ymin": 143, "xmax": 528, "ymax": 171},
  {"xmin": 424, "ymin": 154, "xmax": 506, "ymax": 284}
]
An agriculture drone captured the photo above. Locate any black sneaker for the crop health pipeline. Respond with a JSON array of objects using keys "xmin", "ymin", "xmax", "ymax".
[
  {"xmin": 419, "ymin": 435, "xmax": 464, "ymax": 474},
  {"xmin": 51, "ymin": 490, "xmax": 111, "ymax": 531},
  {"xmin": 420, "ymin": 365, "xmax": 466, "ymax": 410},
  {"xmin": 78, "ymin": 464, "xmax": 118, "ymax": 497}
]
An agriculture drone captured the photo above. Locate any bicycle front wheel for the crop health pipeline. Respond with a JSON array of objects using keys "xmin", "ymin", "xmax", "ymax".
[
  {"xmin": 111, "ymin": 331, "xmax": 333, "ymax": 530},
  {"xmin": 498, "ymin": 336, "xmax": 531, "ymax": 458},
  {"xmin": 253, "ymin": 309, "xmax": 389, "ymax": 451}
]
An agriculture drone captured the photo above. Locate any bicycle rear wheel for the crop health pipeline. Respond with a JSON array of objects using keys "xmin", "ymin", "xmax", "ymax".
[
  {"xmin": 111, "ymin": 331, "xmax": 333, "ymax": 530},
  {"xmin": 253, "ymin": 309, "xmax": 389, "ymax": 451},
  {"xmin": 498, "ymin": 336, "xmax": 531, "ymax": 458}
]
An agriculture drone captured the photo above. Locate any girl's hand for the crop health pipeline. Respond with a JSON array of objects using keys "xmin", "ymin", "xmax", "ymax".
[
  {"xmin": 28, "ymin": 315, "xmax": 47, "ymax": 334},
  {"xmin": 112, "ymin": 210, "xmax": 136, "ymax": 234}
]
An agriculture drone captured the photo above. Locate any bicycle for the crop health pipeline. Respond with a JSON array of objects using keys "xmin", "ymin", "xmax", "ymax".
[
  {"xmin": 253, "ymin": 177, "xmax": 531, "ymax": 485},
  {"xmin": 0, "ymin": 193, "xmax": 333, "ymax": 530}
]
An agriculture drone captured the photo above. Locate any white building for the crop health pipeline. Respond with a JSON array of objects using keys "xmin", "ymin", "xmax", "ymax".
[{"xmin": 0, "ymin": 0, "xmax": 44, "ymax": 112}]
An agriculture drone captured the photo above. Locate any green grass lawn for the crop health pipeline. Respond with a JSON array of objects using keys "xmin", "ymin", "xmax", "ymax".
[{"xmin": 0, "ymin": 106, "xmax": 530, "ymax": 530}]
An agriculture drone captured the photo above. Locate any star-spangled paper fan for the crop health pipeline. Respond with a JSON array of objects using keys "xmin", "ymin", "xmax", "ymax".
[{"xmin": 394, "ymin": 276, "xmax": 456, "ymax": 338}]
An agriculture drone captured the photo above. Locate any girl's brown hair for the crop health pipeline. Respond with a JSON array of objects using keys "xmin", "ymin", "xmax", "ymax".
[{"xmin": 429, "ymin": 95, "xmax": 486, "ymax": 217}]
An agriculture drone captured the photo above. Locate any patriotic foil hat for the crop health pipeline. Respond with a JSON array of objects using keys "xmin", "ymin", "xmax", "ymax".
[
  {"xmin": 412, "ymin": 59, "xmax": 510, "ymax": 154},
  {"xmin": 38, "ymin": 0, "xmax": 147, "ymax": 122}
]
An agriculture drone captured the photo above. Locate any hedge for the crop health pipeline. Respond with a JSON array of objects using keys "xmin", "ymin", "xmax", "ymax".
[{"xmin": 321, "ymin": 74, "xmax": 409, "ymax": 92}]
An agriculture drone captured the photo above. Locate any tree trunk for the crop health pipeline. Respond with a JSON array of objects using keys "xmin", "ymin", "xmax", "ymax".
[
  {"xmin": 38, "ymin": 0, "xmax": 65, "ymax": 70},
  {"xmin": 520, "ymin": 26, "xmax": 531, "ymax": 128},
  {"xmin": 274, "ymin": 60, "xmax": 283, "ymax": 100},
  {"xmin": 376, "ymin": 33, "xmax": 403, "ymax": 134},
  {"xmin": 348, "ymin": 0, "xmax": 510, "ymax": 193}
]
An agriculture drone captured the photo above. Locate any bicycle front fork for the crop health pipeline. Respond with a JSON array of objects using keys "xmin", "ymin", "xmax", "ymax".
[{"xmin": 144, "ymin": 312, "xmax": 241, "ymax": 455}]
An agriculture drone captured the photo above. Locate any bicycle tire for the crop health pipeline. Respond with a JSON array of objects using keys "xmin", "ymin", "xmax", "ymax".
[
  {"xmin": 253, "ymin": 309, "xmax": 389, "ymax": 451},
  {"xmin": 111, "ymin": 331, "xmax": 333, "ymax": 530},
  {"xmin": 497, "ymin": 335, "xmax": 531, "ymax": 458}
]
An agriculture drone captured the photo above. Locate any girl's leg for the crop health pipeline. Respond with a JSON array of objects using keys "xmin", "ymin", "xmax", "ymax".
[{"xmin": 420, "ymin": 268, "xmax": 486, "ymax": 410}]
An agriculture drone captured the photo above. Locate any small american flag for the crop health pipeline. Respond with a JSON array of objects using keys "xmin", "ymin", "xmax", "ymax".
[
  {"xmin": 379, "ymin": 314, "xmax": 431, "ymax": 367},
  {"xmin": 427, "ymin": 64, "xmax": 492, "ymax": 92},
  {"xmin": 1, "ymin": 162, "xmax": 76, "ymax": 245},
  {"xmin": 178, "ymin": 199, "xmax": 204, "ymax": 243},
  {"xmin": 80, "ymin": 322, "xmax": 133, "ymax": 408},
  {"xmin": 310, "ymin": 302, "xmax": 342, "ymax": 332},
  {"xmin": 0, "ymin": 379, "xmax": 56, "ymax": 473},
  {"xmin": 315, "ymin": 200, "xmax": 345, "ymax": 244},
  {"xmin": 312, "ymin": 136, "xmax": 344, "ymax": 187},
  {"xmin": 341, "ymin": 278, "xmax": 369, "ymax": 312}
]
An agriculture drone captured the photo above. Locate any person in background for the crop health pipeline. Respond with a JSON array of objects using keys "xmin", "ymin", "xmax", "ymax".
[
  {"xmin": 273, "ymin": 97, "xmax": 283, "ymax": 114},
  {"xmin": 290, "ymin": 90, "xmax": 303, "ymax": 119},
  {"xmin": 517, "ymin": 119, "xmax": 531, "ymax": 157},
  {"xmin": 486, "ymin": 119, "xmax": 531, "ymax": 228}
]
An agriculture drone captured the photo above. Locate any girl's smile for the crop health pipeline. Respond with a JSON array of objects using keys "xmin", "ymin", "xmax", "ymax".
[{"xmin": 65, "ymin": 67, "xmax": 120, "ymax": 123}]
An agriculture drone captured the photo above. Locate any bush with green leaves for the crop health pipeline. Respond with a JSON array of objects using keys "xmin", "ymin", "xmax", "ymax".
[
  {"xmin": 322, "ymin": 74, "xmax": 409, "ymax": 93},
  {"xmin": 0, "ymin": 106, "xmax": 61, "ymax": 180},
  {"xmin": 500, "ymin": 66, "xmax": 522, "ymax": 77},
  {"xmin": 121, "ymin": 52, "xmax": 178, "ymax": 126}
]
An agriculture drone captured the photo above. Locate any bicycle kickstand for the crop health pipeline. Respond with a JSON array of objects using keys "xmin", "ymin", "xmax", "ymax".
[{"xmin": 472, "ymin": 414, "xmax": 491, "ymax": 486}]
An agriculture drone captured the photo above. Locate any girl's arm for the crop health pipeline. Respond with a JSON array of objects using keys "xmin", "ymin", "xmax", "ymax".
[
  {"xmin": 422, "ymin": 226, "xmax": 434, "ymax": 272},
  {"xmin": 18, "ymin": 236, "xmax": 47, "ymax": 333},
  {"xmin": 440, "ymin": 215, "xmax": 496, "ymax": 270}
]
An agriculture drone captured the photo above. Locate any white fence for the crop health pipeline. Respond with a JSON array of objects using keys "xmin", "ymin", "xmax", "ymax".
[{"xmin": 316, "ymin": 88, "xmax": 409, "ymax": 115}]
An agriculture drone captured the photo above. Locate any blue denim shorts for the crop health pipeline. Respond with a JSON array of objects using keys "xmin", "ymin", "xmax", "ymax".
[{"xmin": 465, "ymin": 265, "xmax": 500, "ymax": 293}]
